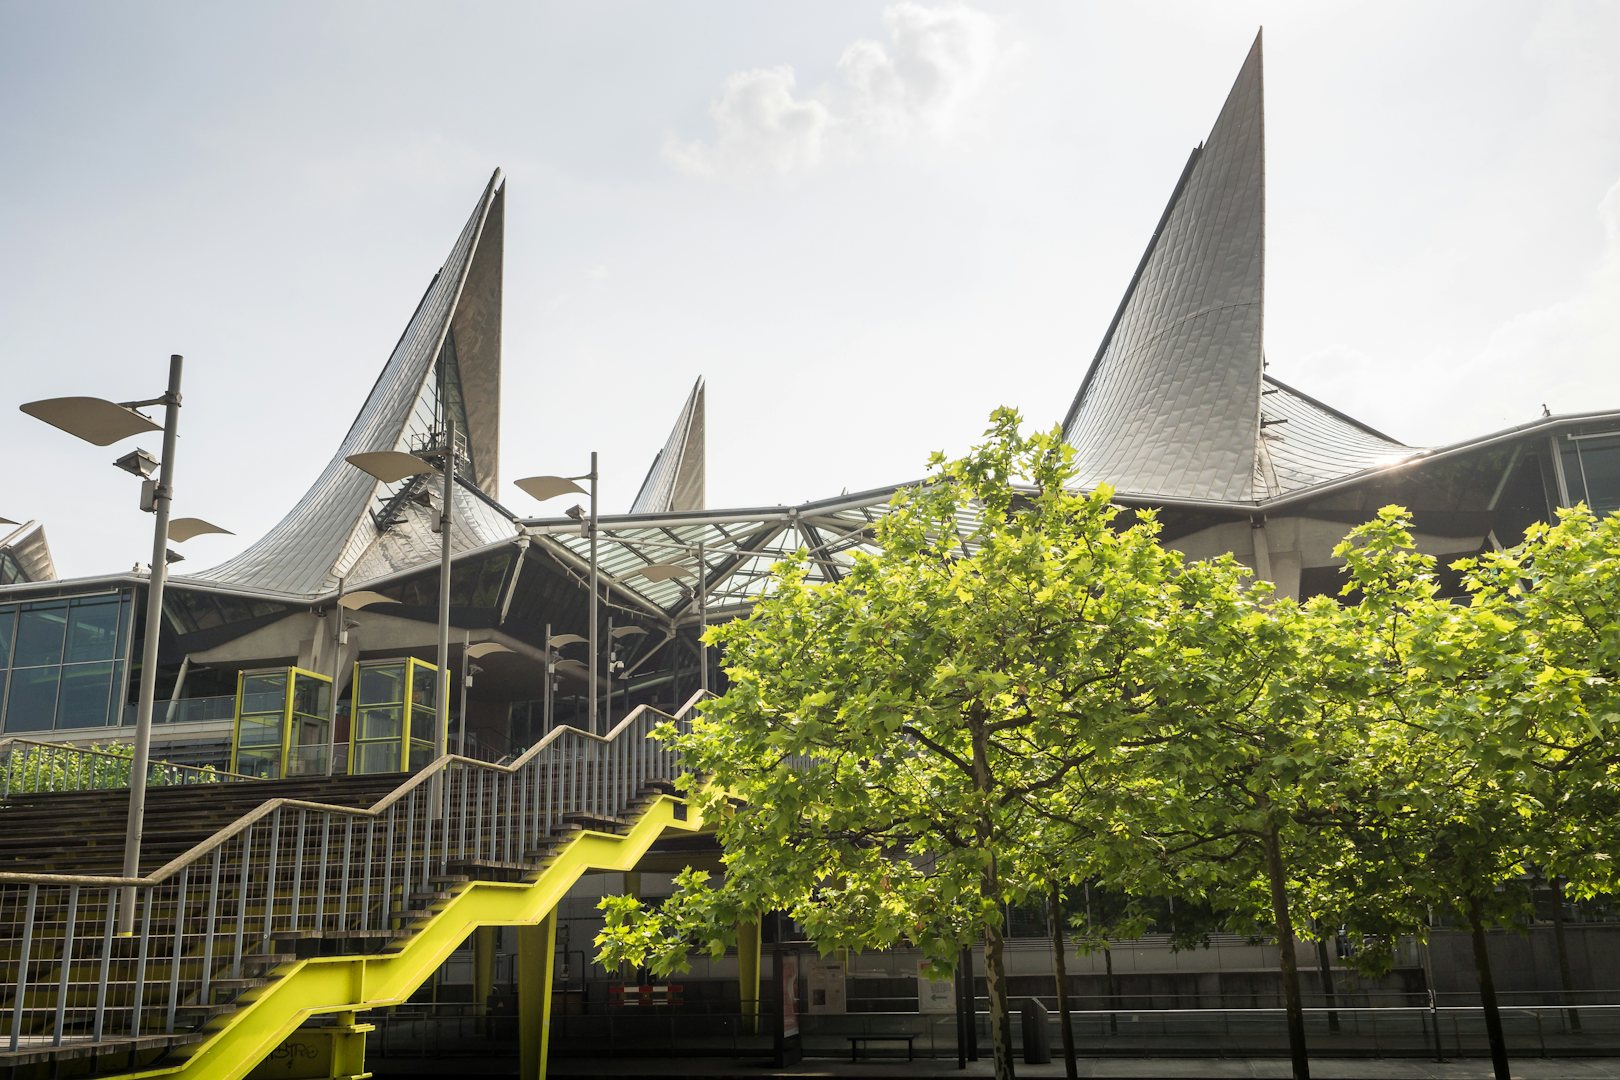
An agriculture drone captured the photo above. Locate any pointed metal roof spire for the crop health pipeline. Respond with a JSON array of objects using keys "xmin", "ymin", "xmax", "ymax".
[
  {"xmin": 630, "ymin": 377, "xmax": 706, "ymax": 514},
  {"xmin": 0, "ymin": 520, "xmax": 56, "ymax": 583},
  {"xmin": 191, "ymin": 171, "xmax": 516, "ymax": 597},
  {"xmin": 1061, "ymin": 32, "xmax": 1266, "ymax": 502}
]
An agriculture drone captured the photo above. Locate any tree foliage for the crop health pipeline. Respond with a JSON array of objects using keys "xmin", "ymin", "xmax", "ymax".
[
  {"xmin": 596, "ymin": 411, "xmax": 1620, "ymax": 1080},
  {"xmin": 600, "ymin": 410, "xmax": 1237, "ymax": 1078}
]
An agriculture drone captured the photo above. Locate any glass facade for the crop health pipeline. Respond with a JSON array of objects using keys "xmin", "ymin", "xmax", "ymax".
[
  {"xmin": 350, "ymin": 657, "xmax": 441, "ymax": 775},
  {"xmin": 1563, "ymin": 433, "xmax": 1620, "ymax": 516},
  {"xmin": 231, "ymin": 667, "xmax": 334, "ymax": 778},
  {"xmin": 0, "ymin": 591, "xmax": 132, "ymax": 733}
]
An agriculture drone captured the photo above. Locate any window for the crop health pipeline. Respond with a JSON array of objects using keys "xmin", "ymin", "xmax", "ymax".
[
  {"xmin": 1562, "ymin": 434, "xmax": 1620, "ymax": 517},
  {"xmin": 0, "ymin": 591, "xmax": 132, "ymax": 733}
]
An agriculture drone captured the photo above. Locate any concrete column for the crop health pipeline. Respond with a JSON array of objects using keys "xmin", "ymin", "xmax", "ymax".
[{"xmin": 518, "ymin": 912, "xmax": 558, "ymax": 1080}]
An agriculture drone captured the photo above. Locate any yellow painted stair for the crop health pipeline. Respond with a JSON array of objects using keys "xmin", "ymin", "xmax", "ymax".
[
  {"xmin": 130, "ymin": 795, "xmax": 702, "ymax": 1080},
  {"xmin": 0, "ymin": 697, "xmax": 707, "ymax": 1080}
]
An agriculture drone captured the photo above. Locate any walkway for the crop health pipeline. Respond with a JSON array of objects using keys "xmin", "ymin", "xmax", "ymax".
[{"xmin": 534, "ymin": 1055, "xmax": 1620, "ymax": 1080}]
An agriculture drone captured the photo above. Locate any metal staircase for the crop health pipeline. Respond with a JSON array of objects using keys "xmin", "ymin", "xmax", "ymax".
[{"xmin": 0, "ymin": 693, "xmax": 704, "ymax": 1080}]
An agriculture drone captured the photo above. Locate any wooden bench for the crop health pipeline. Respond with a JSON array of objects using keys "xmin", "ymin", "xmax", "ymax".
[{"xmin": 847, "ymin": 1034, "xmax": 916, "ymax": 1061}]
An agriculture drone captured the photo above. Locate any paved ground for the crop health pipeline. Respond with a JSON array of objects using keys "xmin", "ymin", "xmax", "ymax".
[{"xmin": 537, "ymin": 1054, "xmax": 1620, "ymax": 1079}]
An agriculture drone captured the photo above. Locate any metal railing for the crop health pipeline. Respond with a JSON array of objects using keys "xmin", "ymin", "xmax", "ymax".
[
  {"xmin": 0, "ymin": 738, "xmax": 253, "ymax": 797},
  {"xmin": 0, "ymin": 692, "xmax": 701, "ymax": 1056},
  {"xmin": 366, "ymin": 1002, "xmax": 1620, "ymax": 1062}
]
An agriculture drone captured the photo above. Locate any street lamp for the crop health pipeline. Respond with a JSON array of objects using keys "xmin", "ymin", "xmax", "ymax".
[
  {"xmin": 542, "ymin": 629, "xmax": 584, "ymax": 735},
  {"xmin": 344, "ymin": 414, "xmax": 460, "ymax": 762},
  {"xmin": 319, "ymin": 586, "xmax": 403, "ymax": 776},
  {"xmin": 458, "ymin": 640, "xmax": 512, "ymax": 755},
  {"xmin": 635, "ymin": 549, "xmax": 710, "ymax": 692},
  {"xmin": 515, "ymin": 455, "xmax": 600, "ymax": 733},
  {"xmin": 20, "ymin": 354, "xmax": 229, "ymax": 931}
]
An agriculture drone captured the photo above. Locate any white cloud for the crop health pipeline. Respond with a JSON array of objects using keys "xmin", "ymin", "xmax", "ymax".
[
  {"xmin": 667, "ymin": 2, "xmax": 1001, "ymax": 179},
  {"xmin": 667, "ymin": 66, "xmax": 833, "ymax": 177}
]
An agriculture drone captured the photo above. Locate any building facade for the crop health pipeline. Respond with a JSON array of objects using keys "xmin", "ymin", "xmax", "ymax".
[{"xmin": 3, "ymin": 30, "xmax": 1618, "ymax": 1075}]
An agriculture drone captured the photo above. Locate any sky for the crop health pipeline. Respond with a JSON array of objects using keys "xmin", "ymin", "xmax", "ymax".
[{"xmin": 2, "ymin": 1, "xmax": 1618, "ymax": 579}]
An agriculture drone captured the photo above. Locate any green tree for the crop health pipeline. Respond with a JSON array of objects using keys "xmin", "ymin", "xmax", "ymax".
[
  {"xmin": 1079, "ymin": 561, "xmax": 1371, "ymax": 1080},
  {"xmin": 1349, "ymin": 505, "xmax": 1620, "ymax": 1080},
  {"xmin": 597, "ymin": 410, "xmax": 1218, "ymax": 1080}
]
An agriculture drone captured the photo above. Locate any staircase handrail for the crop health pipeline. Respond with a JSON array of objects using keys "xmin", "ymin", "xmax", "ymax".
[
  {"xmin": 0, "ymin": 736, "xmax": 255, "ymax": 796},
  {"xmin": 0, "ymin": 688, "xmax": 710, "ymax": 889},
  {"xmin": 1, "ymin": 690, "xmax": 712, "ymax": 1055}
]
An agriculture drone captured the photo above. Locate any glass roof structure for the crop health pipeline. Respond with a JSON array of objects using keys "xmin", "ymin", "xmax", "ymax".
[{"xmin": 523, "ymin": 485, "xmax": 908, "ymax": 623}]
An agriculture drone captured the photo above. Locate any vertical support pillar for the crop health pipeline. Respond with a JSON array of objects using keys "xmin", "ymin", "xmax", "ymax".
[
  {"xmin": 1548, "ymin": 434, "xmax": 1572, "ymax": 508},
  {"xmin": 519, "ymin": 911, "xmax": 558, "ymax": 1080},
  {"xmin": 474, "ymin": 926, "xmax": 497, "ymax": 1019},
  {"xmin": 329, "ymin": 1011, "xmax": 372, "ymax": 1080},
  {"xmin": 737, "ymin": 918, "xmax": 761, "ymax": 1035}
]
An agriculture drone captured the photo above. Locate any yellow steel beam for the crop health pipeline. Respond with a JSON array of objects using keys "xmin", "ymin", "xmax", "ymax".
[{"xmin": 120, "ymin": 795, "xmax": 703, "ymax": 1080}]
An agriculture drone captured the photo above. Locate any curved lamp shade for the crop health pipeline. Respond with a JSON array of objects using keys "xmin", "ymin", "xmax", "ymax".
[
  {"xmin": 547, "ymin": 633, "xmax": 587, "ymax": 648},
  {"xmin": 338, "ymin": 590, "xmax": 401, "ymax": 611},
  {"xmin": 466, "ymin": 642, "xmax": 514, "ymax": 660},
  {"xmin": 514, "ymin": 475, "xmax": 586, "ymax": 503},
  {"xmin": 636, "ymin": 562, "xmax": 696, "ymax": 583},
  {"xmin": 20, "ymin": 396, "xmax": 163, "ymax": 446},
  {"xmin": 168, "ymin": 517, "xmax": 234, "ymax": 543},
  {"xmin": 0, "ymin": 516, "xmax": 16, "ymax": 527},
  {"xmin": 346, "ymin": 451, "xmax": 436, "ymax": 484},
  {"xmin": 553, "ymin": 658, "xmax": 590, "ymax": 674},
  {"xmin": 609, "ymin": 625, "xmax": 647, "ymax": 639}
]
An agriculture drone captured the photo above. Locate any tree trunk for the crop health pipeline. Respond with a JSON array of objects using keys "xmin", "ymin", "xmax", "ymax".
[
  {"xmin": 1104, "ymin": 946, "xmax": 1118, "ymax": 1036},
  {"xmin": 1313, "ymin": 934, "xmax": 1340, "ymax": 1034},
  {"xmin": 1549, "ymin": 876, "xmax": 1582, "ymax": 1032},
  {"xmin": 968, "ymin": 711, "xmax": 1015, "ymax": 1080},
  {"xmin": 982, "ymin": 886, "xmax": 1017, "ymax": 1080},
  {"xmin": 1262, "ymin": 821, "xmax": 1310, "ymax": 1080},
  {"xmin": 961, "ymin": 946, "xmax": 980, "ymax": 1061},
  {"xmin": 1048, "ymin": 885, "xmax": 1077, "ymax": 1078},
  {"xmin": 1467, "ymin": 894, "xmax": 1512, "ymax": 1080}
]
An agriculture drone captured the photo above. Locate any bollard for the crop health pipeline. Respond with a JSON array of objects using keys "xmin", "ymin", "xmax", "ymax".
[{"xmin": 1021, "ymin": 998, "xmax": 1052, "ymax": 1064}]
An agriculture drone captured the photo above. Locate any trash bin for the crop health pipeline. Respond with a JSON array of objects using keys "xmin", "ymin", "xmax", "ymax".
[{"xmin": 1020, "ymin": 998, "xmax": 1052, "ymax": 1064}]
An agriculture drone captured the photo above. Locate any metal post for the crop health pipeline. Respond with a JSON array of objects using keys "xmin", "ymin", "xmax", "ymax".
[
  {"xmin": 458, "ymin": 630, "xmax": 471, "ymax": 755},
  {"xmin": 587, "ymin": 451, "xmax": 599, "ymax": 735},
  {"xmin": 1548, "ymin": 434, "xmax": 1572, "ymax": 508},
  {"xmin": 698, "ymin": 537, "xmax": 709, "ymax": 693},
  {"xmin": 327, "ymin": 575, "xmax": 345, "ymax": 776},
  {"xmin": 543, "ymin": 622, "xmax": 554, "ymax": 735},
  {"xmin": 437, "ymin": 415, "xmax": 455, "ymax": 759},
  {"xmin": 121, "ymin": 353, "xmax": 182, "ymax": 933}
]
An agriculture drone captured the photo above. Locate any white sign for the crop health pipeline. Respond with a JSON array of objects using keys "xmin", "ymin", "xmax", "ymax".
[
  {"xmin": 918, "ymin": 960, "xmax": 956, "ymax": 1014},
  {"xmin": 807, "ymin": 958, "xmax": 847, "ymax": 1014}
]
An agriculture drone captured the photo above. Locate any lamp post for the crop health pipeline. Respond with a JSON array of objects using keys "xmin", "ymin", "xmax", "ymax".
[
  {"xmin": 459, "ymin": 640, "xmax": 512, "ymax": 756},
  {"xmin": 545, "ymin": 629, "xmax": 586, "ymax": 733},
  {"xmin": 330, "ymin": 586, "xmax": 401, "ymax": 775},
  {"xmin": 345, "ymin": 415, "xmax": 460, "ymax": 761},
  {"xmin": 636, "ymin": 540, "xmax": 710, "ymax": 692},
  {"xmin": 515, "ymin": 455, "xmax": 599, "ymax": 733},
  {"xmin": 20, "ymin": 355, "xmax": 228, "ymax": 930}
]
